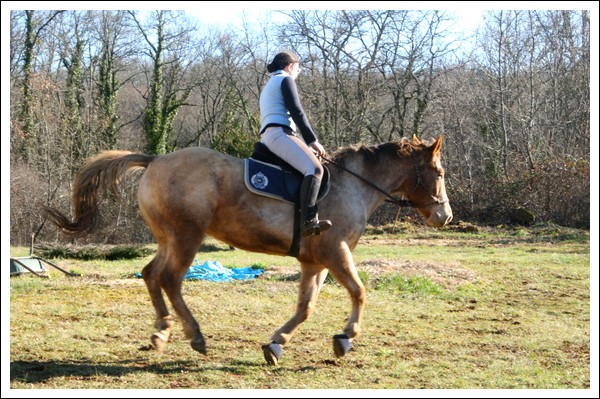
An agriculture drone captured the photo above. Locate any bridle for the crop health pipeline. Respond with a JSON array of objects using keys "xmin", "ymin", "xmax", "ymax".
[{"xmin": 321, "ymin": 150, "xmax": 448, "ymax": 208}]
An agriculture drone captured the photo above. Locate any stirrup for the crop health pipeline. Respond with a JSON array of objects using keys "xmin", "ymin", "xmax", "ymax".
[{"xmin": 301, "ymin": 219, "xmax": 332, "ymax": 237}]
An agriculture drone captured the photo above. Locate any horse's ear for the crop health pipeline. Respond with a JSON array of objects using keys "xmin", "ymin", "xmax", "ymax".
[
  {"xmin": 431, "ymin": 135, "xmax": 443, "ymax": 157},
  {"xmin": 411, "ymin": 134, "xmax": 421, "ymax": 144}
]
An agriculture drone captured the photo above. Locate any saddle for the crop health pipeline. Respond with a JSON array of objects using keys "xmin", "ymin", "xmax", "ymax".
[
  {"xmin": 245, "ymin": 142, "xmax": 330, "ymax": 204},
  {"xmin": 244, "ymin": 142, "xmax": 330, "ymax": 257}
]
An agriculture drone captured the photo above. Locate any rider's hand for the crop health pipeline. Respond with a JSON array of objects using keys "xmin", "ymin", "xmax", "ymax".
[{"xmin": 309, "ymin": 141, "xmax": 327, "ymax": 158}]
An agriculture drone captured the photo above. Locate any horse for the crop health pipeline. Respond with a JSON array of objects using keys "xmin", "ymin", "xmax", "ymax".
[{"xmin": 45, "ymin": 134, "xmax": 452, "ymax": 365}]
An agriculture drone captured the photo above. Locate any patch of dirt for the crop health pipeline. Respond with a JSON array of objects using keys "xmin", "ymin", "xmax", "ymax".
[
  {"xmin": 261, "ymin": 259, "xmax": 478, "ymax": 290},
  {"xmin": 359, "ymin": 233, "xmax": 502, "ymax": 247},
  {"xmin": 360, "ymin": 237, "xmax": 462, "ymax": 246},
  {"xmin": 99, "ymin": 278, "xmax": 146, "ymax": 287},
  {"xmin": 261, "ymin": 265, "xmax": 300, "ymax": 280},
  {"xmin": 70, "ymin": 275, "xmax": 146, "ymax": 287},
  {"xmin": 356, "ymin": 259, "xmax": 478, "ymax": 289}
]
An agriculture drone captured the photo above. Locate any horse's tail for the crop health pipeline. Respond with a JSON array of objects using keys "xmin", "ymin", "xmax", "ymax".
[{"xmin": 45, "ymin": 150, "xmax": 156, "ymax": 238}]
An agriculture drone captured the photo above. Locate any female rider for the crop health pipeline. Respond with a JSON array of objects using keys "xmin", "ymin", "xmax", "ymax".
[{"xmin": 259, "ymin": 51, "xmax": 331, "ymax": 236}]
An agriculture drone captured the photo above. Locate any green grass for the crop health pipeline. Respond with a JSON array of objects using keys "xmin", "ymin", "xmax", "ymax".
[{"xmin": 8, "ymin": 224, "xmax": 591, "ymax": 390}]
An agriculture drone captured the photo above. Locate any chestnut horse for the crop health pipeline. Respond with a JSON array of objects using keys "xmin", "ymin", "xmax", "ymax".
[{"xmin": 45, "ymin": 135, "xmax": 452, "ymax": 365}]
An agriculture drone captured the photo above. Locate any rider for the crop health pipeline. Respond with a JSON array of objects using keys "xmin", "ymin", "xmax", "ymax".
[{"xmin": 259, "ymin": 51, "xmax": 332, "ymax": 237}]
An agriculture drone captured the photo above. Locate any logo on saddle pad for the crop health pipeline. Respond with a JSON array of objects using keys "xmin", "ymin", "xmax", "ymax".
[
  {"xmin": 250, "ymin": 171, "xmax": 269, "ymax": 190},
  {"xmin": 244, "ymin": 158, "xmax": 329, "ymax": 204}
]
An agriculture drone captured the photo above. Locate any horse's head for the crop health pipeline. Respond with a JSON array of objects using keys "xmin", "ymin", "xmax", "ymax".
[{"xmin": 400, "ymin": 135, "xmax": 453, "ymax": 227}]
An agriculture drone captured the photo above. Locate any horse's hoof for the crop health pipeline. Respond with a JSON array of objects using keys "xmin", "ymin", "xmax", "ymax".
[
  {"xmin": 262, "ymin": 342, "xmax": 282, "ymax": 365},
  {"xmin": 151, "ymin": 332, "xmax": 168, "ymax": 352},
  {"xmin": 333, "ymin": 334, "xmax": 352, "ymax": 357},
  {"xmin": 191, "ymin": 334, "xmax": 207, "ymax": 354}
]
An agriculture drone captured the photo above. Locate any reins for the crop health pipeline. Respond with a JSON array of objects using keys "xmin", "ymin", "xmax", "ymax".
[
  {"xmin": 321, "ymin": 150, "xmax": 448, "ymax": 208},
  {"xmin": 320, "ymin": 155, "xmax": 413, "ymax": 207}
]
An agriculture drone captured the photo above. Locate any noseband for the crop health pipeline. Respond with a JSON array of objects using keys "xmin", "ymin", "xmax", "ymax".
[{"xmin": 322, "ymin": 150, "xmax": 448, "ymax": 209}]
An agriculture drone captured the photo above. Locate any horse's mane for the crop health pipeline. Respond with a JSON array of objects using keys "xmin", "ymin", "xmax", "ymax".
[{"xmin": 329, "ymin": 138, "xmax": 417, "ymax": 167}]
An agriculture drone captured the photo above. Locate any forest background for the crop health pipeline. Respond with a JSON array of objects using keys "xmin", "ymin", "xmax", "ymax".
[{"xmin": 4, "ymin": 5, "xmax": 595, "ymax": 246}]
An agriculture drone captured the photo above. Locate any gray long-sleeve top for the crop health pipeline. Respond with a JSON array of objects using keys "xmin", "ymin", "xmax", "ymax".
[{"xmin": 259, "ymin": 71, "xmax": 317, "ymax": 145}]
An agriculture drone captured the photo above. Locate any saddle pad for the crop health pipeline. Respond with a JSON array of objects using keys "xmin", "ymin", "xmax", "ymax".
[{"xmin": 244, "ymin": 158, "xmax": 299, "ymax": 204}]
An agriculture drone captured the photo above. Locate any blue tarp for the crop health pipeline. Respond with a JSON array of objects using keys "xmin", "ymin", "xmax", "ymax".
[{"xmin": 135, "ymin": 260, "xmax": 264, "ymax": 282}]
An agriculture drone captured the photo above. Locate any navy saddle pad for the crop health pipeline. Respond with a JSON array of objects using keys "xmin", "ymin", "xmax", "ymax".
[{"xmin": 244, "ymin": 142, "xmax": 329, "ymax": 204}]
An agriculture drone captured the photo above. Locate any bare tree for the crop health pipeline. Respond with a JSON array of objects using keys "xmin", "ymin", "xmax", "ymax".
[
  {"xmin": 176, "ymin": 28, "xmax": 248, "ymax": 150},
  {"xmin": 276, "ymin": 11, "xmax": 365, "ymax": 146}
]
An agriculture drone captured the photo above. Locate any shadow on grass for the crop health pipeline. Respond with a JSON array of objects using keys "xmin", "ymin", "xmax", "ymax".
[
  {"xmin": 199, "ymin": 243, "xmax": 235, "ymax": 252},
  {"xmin": 10, "ymin": 357, "xmax": 325, "ymax": 385},
  {"xmin": 10, "ymin": 359, "xmax": 239, "ymax": 384}
]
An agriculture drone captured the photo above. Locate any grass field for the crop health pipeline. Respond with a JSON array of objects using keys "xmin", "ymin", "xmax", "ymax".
[{"xmin": 7, "ymin": 223, "xmax": 593, "ymax": 392}]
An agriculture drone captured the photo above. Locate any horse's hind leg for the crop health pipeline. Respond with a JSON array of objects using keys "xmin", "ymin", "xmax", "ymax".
[
  {"xmin": 158, "ymin": 240, "xmax": 207, "ymax": 354},
  {"xmin": 141, "ymin": 238, "xmax": 206, "ymax": 354},
  {"xmin": 263, "ymin": 264, "xmax": 328, "ymax": 365},
  {"xmin": 141, "ymin": 249, "xmax": 176, "ymax": 352}
]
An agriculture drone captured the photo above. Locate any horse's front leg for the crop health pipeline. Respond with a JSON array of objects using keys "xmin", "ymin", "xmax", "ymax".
[
  {"xmin": 324, "ymin": 242, "xmax": 366, "ymax": 358},
  {"xmin": 263, "ymin": 264, "xmax": 328, "ymax": 365}
]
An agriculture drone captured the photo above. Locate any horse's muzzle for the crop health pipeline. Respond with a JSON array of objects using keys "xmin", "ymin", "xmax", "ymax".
[{"xmin": 424, "ymin": 203, "xmax": 453, "ymax": 227}]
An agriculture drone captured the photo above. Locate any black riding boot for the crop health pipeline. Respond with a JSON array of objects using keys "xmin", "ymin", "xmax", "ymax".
[{"xmin": 300, "ymin": 175, "xmax": 332, "ymax": 237}]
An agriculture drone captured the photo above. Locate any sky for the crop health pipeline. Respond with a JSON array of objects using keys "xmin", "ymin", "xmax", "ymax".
[
  {"xmin": 176, "ymin": 1, "xmax": 591, "ymax": 36},
  {"xmin": 180, "ymin": 2, "xmax": 485, "ymax": 35}
]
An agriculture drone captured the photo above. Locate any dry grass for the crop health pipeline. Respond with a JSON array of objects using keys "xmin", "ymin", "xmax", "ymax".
[{"xmin": 7, "ymin": 225, "xmax": 592, "ymax": 392}]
